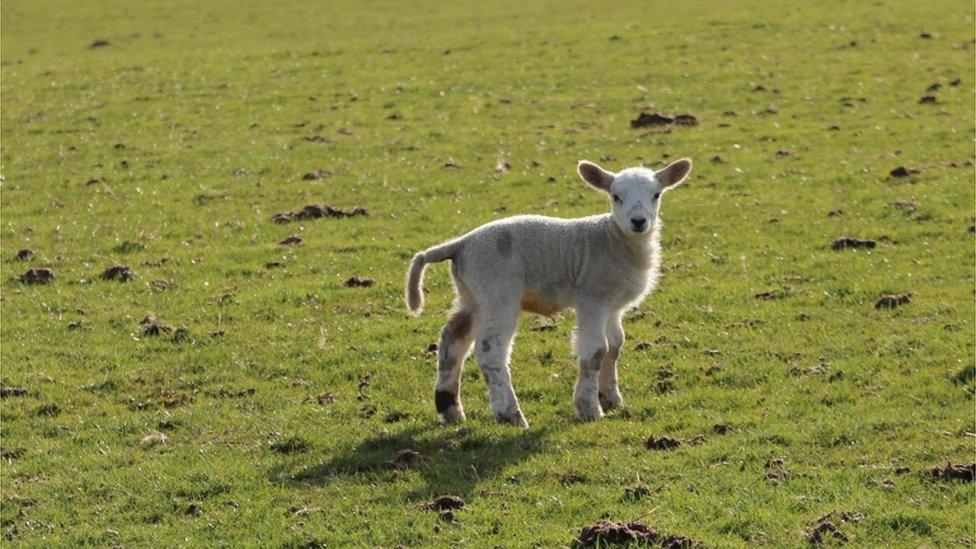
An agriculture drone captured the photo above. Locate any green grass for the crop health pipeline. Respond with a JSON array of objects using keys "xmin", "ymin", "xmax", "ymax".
[{"xmin": 1, "ymin": 0, "xmax": 974, "ymax": 545}]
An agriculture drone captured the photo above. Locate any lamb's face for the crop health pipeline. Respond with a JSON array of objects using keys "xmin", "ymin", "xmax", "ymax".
[
  {"xmin": 609, "ymin": 168, "xmax": 660, "ymax": 235},
  {"xmin": 577, "ymin": 158, "xmax": 693, "ymax": 236}
]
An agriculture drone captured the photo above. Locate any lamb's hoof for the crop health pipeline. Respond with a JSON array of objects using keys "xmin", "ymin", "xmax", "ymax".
[
  {"xmin": 599, "ymin": 391, "xmax": 623, "ymax": 411},
  {"xmin": 574, "ymin": 399, "xmax": 604, "ymax": 422},
  {"xmin": 436, "ymin": 390, "xmax": 465, "ymax": 423},
  {"xmin": 495, "ymin": 410, "xmax": 529, "ymax": 428},
  {"xmin": 440, "ymin": 406, "xmax": 466, "ymax": 424}
]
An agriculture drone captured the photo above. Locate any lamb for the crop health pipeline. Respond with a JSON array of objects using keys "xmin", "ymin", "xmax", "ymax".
[{"xmin": 405, "ymin": 158, "xmax": 692, "ymax": 427}]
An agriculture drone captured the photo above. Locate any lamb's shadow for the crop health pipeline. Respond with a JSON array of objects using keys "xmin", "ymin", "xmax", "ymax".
[{"xmin": 269, "ymin": 422, "xmax": 550, "ymax": 501}]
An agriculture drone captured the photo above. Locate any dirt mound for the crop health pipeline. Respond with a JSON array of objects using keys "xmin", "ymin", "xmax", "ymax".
[
  {"xmin": 889, "ymin": 166, "xmax": 919, "ymax": 177},
  {"xmin": 141, "ymin": 313, "xmax": 172, "ymax": 336},
  {"xmin": 102, "ymin": 265, "xmax": 136, "ymax": 281},
  {"xmin": 806, "ymin": 511, "xmax": 860, "ymax": 544},
  {"xmin": 388, "ymin": 449, "xmax": 422, "ymax": 469},
  {"xmin": 1, "ymin": 386, "xmax": 28, "ymax": 398},
  {"xmin": 19, "ymin": 268, "xmax": 54, "ymax": 284},
  {"xmin": 301, "ymin": 169, "xmax": 332, "ymax": 180},
  {"xmin": 831, "ymin": 238, "xmax": 876, "ymax": 250},
  {"xmin": 424, "ymin": 494, "xmax": 464, "ymax": 511},
  {"xmin": 344, "ymin": 277, "xmax": 375, "ymax": 288},
  {"xmin": 875, "ymin": 294, "xmax": 911, "ymax": 309},
  {"xmin": 645, "ymin": 436, "xmax": 681, "ymax": 450},
  {"xmin": 765, "ymin": 458, "xmax": 791, "ymax": 481},
  {"xmin": 575, "ymin": 520, "xmax": 659, "ymax": 546},
  {"xmin": 926, "ymin": 462, "xmax": 975, "ymax": 482},
  {"xmin": 272, "ymin": 204, "xmax": 368, "ymax": 223},
  {"xmin": 630, "ymin": 111, "xmax": 698, "ymax": 128}
]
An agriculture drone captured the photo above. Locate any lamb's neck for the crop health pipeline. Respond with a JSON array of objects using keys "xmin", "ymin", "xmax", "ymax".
[{"xmin": 604, "ymin": 217, "xmax": 657, "ymax": 271}]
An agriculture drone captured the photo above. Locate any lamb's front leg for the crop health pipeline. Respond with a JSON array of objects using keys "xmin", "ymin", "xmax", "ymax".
[
  {"xmin": 474, "ymin": 305, "xmax": 528, "ymax": 427},
  {"xmin": 598, "ymin": 313, "xmax": 624, "ymax": 410},
  {"xmin": 573, "ymin": 302, "xmax": 609, "ymax": 421}
]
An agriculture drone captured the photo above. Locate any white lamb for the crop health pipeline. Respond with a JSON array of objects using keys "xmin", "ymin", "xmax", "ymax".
[{"xmin": 406, "ymin": 158, "xmax": 692, "ymax": 427}]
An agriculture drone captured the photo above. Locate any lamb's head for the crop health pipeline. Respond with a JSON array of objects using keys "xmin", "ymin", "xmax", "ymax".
[{"xmin": 577, "ymin": 158, "xmax": 692, "ymax": 235}]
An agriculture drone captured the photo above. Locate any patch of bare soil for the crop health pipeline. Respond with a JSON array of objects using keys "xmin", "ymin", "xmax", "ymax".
[
  {"xmin": 344, "ymin": 276, "xmax": 374, "ymax": 288},
  {"xmin": 271, "ymin": 204, "xmax": 368, "ymax": 223},
  {"xmin": 875, "ymin": 294, "xmax": 911, "ymax": 309},
  {"xmin": 754, "ymin": 290, "xmax": 784, "ymax": 300},
  {"xmin": 19, "ymin": 268, "xmax": 53, "ymax": 284},
  {"xmin": 101, "ymin": 265, "xmax": 136, "ymax": 281},
  {"xmin": 279, "ymin": 236, "xmax": 302, "ymax": 245},
  {"xmin": 926, "ymin": 462, "xmax": 975, "ymax": 482},
  {"xmin": 15, "ymin": 249, "xmax": 33, "ymax": 261},
  {"xmin": 645, "ymin": 435, "xmax": 681, "ymax": 450},
  {"xmin": 90, "ymin": 39, "xmax": 110, "ymax": 48}
]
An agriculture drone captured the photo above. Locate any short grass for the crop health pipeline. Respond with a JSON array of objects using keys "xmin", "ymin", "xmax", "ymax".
[{"xmin": 1, "ymin": 0, "xmax": 974, "ymax": 545}]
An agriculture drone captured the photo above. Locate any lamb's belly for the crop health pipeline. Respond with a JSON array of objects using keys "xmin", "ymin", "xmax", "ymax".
[{"xmin": 520, "ymin": 287, "xmax": 571, "ymax": 316}]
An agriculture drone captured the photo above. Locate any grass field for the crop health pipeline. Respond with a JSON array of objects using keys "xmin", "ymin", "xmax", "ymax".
[{"xmin": 2, "ymin": 0, "xmax": 974, "ymax": 545}]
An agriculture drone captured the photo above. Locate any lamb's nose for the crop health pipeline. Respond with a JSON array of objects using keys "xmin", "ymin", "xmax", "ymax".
[{"xmin": 630, "ymin": 217, "xmax": 647, "ymax": 232}]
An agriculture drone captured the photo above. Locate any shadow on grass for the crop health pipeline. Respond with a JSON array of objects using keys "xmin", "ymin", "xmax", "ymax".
[{"xmin": 268, "ymin": 422, "xmax": 551, "ymax": 501}]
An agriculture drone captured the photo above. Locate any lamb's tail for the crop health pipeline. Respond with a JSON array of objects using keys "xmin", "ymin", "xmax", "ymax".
[{"xmin": 405, "ymin": 238, "xmax": 464, "ymax": 315}]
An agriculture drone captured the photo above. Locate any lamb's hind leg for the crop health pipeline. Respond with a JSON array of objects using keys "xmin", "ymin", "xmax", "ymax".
[
  {"xmin": 474, "ymin": 302, "xmax": 527, "ymax": 427},
  {"xmin": 434, "ymin": 307, "xmax": 475, "ymax": 423},
  {"xmin": 598, "ymin": 312, "xmax": 624, "ymax": 410}
]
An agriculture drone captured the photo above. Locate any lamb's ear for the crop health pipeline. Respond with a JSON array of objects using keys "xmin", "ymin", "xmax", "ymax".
[
  {"xmin": 577, "ymin": 160, "xmax": 614, "ymax": 192},
  {"xmin": 656, "ymin": 158, "xmax": 693, "ymax": 189}
]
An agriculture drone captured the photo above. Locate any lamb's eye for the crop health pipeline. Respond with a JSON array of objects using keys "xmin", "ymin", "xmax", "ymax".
[
  {"xmin": 653, "ymin": 192, "xmax": 661, "ymax": 200},
  {"xmin": 612, "ymin": 194, "xmax": 621, "ymax": 203}
]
